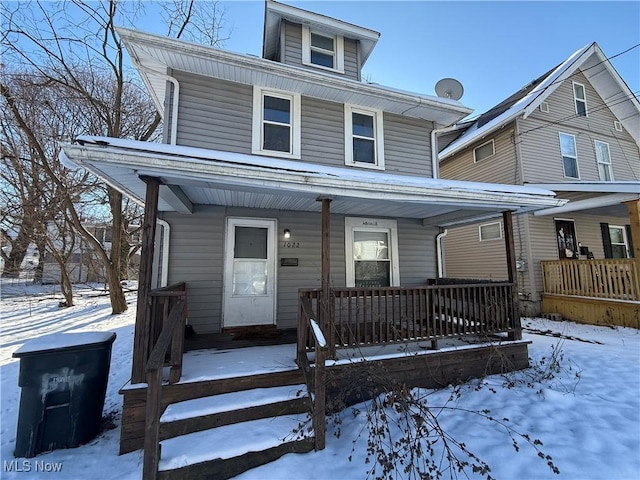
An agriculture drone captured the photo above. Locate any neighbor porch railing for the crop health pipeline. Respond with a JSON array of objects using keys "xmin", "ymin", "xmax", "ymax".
[
  {"xmin": 142, "ymin": 282, "xmax": 188, "ymax": 480},
  {"xmin": 541, "ymin": 259, "xmax": 640, "ymax": 301}
]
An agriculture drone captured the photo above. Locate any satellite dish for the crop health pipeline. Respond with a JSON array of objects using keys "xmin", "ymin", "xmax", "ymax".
[{"xmin": 435, "ymin": 78, "xmax": 464, "ymax": 100}]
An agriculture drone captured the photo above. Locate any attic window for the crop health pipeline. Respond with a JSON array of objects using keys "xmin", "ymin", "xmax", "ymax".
[
  {"xmin": 473, "ymin": 139, "xmax": 495, "ymax": 162},
  {"xmin": 479, "ymin": 221, "xmax": 502, "ymax": 241},
  {"xmin": 614, "ymin": 121, "xmax": 623, "ymax": 132},
  {"xmin": 573, "ymin": 82, "xmax": 588, "ymax": 117},
  {"xmin": 302, "ymin": 26, "xmax": 344, "ymax": 72}
]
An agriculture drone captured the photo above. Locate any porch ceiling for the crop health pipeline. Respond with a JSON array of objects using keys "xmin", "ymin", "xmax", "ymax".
[{"xmin": 60, "ymin": 136, "xmax": 566, "ymax": 228}]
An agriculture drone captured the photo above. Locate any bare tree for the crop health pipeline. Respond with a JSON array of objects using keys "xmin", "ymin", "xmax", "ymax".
[{"xmin": 1, "ymin": 0, "xmax": 229, "ymax": 313}]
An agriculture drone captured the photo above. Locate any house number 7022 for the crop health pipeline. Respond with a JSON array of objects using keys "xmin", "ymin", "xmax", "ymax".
[{"xmin": 282, "ymin": 241, "xmax": 300, "ymax": 248}]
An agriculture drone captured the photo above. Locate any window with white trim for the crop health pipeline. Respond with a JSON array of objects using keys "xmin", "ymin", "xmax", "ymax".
[
  {"xmin": 345, "ymin": 218, "xmax": 399, "ymax": 287},
  {"xmin": 594, "ymin": 140, "xmax": 613, "ymax": 181},
  {"xmin": 302, "ymin": 26, "xmax": 344, "ymax": 72},
  {"xmin": 559, "ymin": 132, "xmax": 579, "ymax": 179},
  {"xmin": 573, "ymin": 82, "xmax": 588, "ymax": 117},
  {"xmin": 252, "ymin": 87, "xmax": 301, "ymax": 159},
  {"xmin": 479, "ymin": 221, "xmax": 502, "ymax": 241},
  {"xmin": 609, "ymin": 225, "xmax": 629, "ymax": 258},
  {"xmin": 344, "ymin": 105, "xmax": 385, "ymax": 169},
  {"xmin": 473, "ymin": 139, "xmax": 495, "ymax": 162}
]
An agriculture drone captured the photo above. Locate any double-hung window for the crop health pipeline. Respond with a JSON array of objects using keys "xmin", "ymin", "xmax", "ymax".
[
  {"xmin": 559, "ymin": 132, "xmax": 579, "ymax": 179},
  {"xmin": 345, "ymin": 218, "xmax": 399, "ymax": 287},
  {"xmin": 344, "ymin": 105, "xmax": 385, "ymax": 169},
  {"xmin": 573, "ymin": 82, "xmax": 588, "ymax": 117},
  {"xmin": 608, "ymin": 226, "xmax": 629, "ymax": 258},
  {"xmin": 252, "ymin": 87, "xmax": 301, "ymax": 159},
  {"xmin": 302, "ymin": 26, "xmax": 344, "ymax": 72},
  {"xmin": 594, "ymin": 140, "xmax": 613, "ymax": 181}
]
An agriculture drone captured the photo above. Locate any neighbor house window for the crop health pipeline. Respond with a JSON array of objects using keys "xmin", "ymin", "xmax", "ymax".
[
  {"xmin": 302, "ymin": 26, "xmax": 344, "ymax": 72},
  {"xmin": 252, "ymin": 87, "xmax": 301, "ymax": 159},
  {"xmin": 573, "ymin": 82, "xmax": 588, "ymax": 117},
  {"xmin": 559, "ymin": 132, "xmax": 579, "ymax": 179},
  {"xmin": 345, "ymin": 218, "xmax": 399, "ymax": 287},
  {"xmin": 608, "ymin": 226, "xmax": 629, "ymax": 258},
  {"xmin": 594, "ymin": 140, "xmax": 613, "ymax": 181},
  {"xmin": 479, "ymin": 221, "xmax": 502, "ymax": 241},
  {"xmin": 344, "ymin": 105, "xmax": 385, "ymax": 169},
  {"xmin": 473, "ymin": 139, "xmax": 495, "ymax": 162}
]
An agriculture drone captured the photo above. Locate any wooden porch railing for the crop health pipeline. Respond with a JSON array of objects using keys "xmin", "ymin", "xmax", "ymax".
[
  {"xmin": 296, "ymin": 296, "xmax": 327, "ymax": 451},
  {"xmin": 542, "ymin": 259, "xmax": 640, "ymax": 301},
  {"xmin": 298, "ymin": 282, "xmax": 518, "ymax": 353},
  {"xmin": 142, "ymin": 283, "xmax": 188, "ymax": 480}
]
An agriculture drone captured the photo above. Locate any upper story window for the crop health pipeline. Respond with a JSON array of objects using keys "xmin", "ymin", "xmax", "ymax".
[
  {"xmin": 559, "ymin": 132, "xmax": 580, "ymax": 179},
  {"xmin": 473, "ymin": 139, "xmax": 495, "ymax": 162},
  {"xmin": 479, "ymin": 221, "xmax": 502, "ymax": 241},
  {"xmin": 573, "ymin": 82, "xmax": 588, "ymax": 117},
  {"xmin": 252, "ymin": 87, "xmax": 301, "ymax": 159},
  {"xmin": 594, "ymin": 140, "xmax": 613, "ymax": 181},
  {"xmin": 344, "ymin": 105, "xmax": 385, "ymax": 170},
  {"xmin": 302, "ymin": 26, "xmax": 344, "ymax": 72}
]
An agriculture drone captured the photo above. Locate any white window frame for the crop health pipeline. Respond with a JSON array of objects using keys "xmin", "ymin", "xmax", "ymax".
[
  {"xmin": 573, "ymin": 81, "xmax": 588, "ymax": 117},
  {"xmin": 344, "ymin": 105, "xmax": 385, "ymax": 170},
  {"xmin": 345, "ymin": 217, "xmax": 400, "ymax": 288},
  {"xmin": 559, "ymin": 132, "xmax": 580, "ymax": 179},
  {"xmin": 251, "ymin": 87, "xmax": 301, "ymax": 159},
  {"xmin": 473, "ymin": 139, "xmax": 495, "ymax": 163},
  {"xmin": 594, "ymin": 140, "xmax": 614, "ymax": 181},
  {"xmin": 302, "ymin": 26, "xmax": 344, "ymax": 73},
  {"xmin": 478, "ymin": 221, "xmax": 503, "ymax": 242},
  {"xmin": 609, "ymin": 225, "xmax": 630, "ymax": 258}
]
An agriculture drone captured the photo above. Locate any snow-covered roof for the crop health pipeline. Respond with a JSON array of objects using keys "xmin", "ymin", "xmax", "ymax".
[
  {"xmin": 440, "ymin": 42, "xmax": 640, "ymax": 159},
  {"xmin": 60, "ymin": 136, "xmax": 565, "ymax": 228},
  {"xmin": 116, "ymin": 27, "xmax": 471, "ymax": 127}
]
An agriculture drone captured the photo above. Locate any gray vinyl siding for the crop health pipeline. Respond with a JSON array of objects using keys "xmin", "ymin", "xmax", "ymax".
[
  {"xmin": 160, "ymin": 207, "xmax": 438, "ymax": 333},
  {"xmin": 439, "ymin": 126, "xmax": 519, "ymax": 184},
  {"xmin": 282, "ymin": 21, "xmax": 360, "ymax": 81},
  {"xmin": 520, "ymin": 71, "xmax": 640, "ymax": 183},
  {"xmin": 443, "ymin": 223, "xmax": 509, "ymax": 281},
  {"xmin": 173, "ymin": 73, "xmax": 434, "ymax": 177}
]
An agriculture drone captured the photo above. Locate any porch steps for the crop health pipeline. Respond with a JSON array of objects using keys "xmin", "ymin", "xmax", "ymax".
[{"xmin": 155, "ymin": 381, "xmax": 314, "ymax": 479}]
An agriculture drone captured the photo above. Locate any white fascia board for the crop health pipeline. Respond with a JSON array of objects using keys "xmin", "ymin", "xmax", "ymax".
[
  {"xmin": 116, "ymin": 27, "xmax": 471, "ymax": 122},
  {"xmin": 527, "ymin": 182, "xmax": 640, "ymax": 194},
  {"xmin": 62, "ymin": 141, "xmax": 564, "ymax": 210},
  {"xmin": 533, "ymin": 192, "xmax": 640, "ymax": 216}
]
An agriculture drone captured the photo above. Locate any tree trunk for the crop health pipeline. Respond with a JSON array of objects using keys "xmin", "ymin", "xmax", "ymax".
[
  {"xmin": 33, "ymin": 239, "xmax": 46, "ymax": 284},
  {"xmin": 106, "ymin": 262, "xmax": 128, "ymax": 314},
  {"xmin": 59, "ymin": 265, "xmax": 74, "ymax": 307}
]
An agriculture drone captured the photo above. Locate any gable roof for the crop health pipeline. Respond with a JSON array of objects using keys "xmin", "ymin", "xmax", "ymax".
[
  {"xmin": 440, "ymin": 42, "xmax": 640, "ymax": 160},
  {"xmin": 262, "ymin": 0, "xmax": 380, "ymax": 65}
]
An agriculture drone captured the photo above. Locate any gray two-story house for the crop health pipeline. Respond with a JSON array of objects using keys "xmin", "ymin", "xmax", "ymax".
[
  {"xmin": 439, "ymin": 42, "xmax": 640, "ymax": 327},
  {"xmin": 61, "ymin": 1, "xmax": 565, "ymax": 476}
]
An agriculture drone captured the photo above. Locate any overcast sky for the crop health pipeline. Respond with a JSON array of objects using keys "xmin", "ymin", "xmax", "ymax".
[{"xmin": 204, "ymin": 0, "xmax": 640, "ymax": 118}]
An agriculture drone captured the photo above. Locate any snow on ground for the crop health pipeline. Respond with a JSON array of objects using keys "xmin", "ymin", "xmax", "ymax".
[{"xmin": 1, "ymin": 282, "xmax": 639, "ymax": 480}]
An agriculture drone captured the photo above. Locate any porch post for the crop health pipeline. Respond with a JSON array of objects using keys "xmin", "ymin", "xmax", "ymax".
[
  {"xmin": 318, "ymin": 197, "xmax": 335, "ymax": 358},
  {"xmin": 132, "ymin": 176, "xmax": 161, "ymax": 384},
  {"xmin": 626, "ymin": 199, "xmax": 640, "ymax": 299},
  {"xmin": 503, "ymin": 210, "xmax": 521, "ymax": 340}
]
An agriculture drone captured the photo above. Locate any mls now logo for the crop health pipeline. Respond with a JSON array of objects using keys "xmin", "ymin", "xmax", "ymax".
[{"xmin": 4, "ymin": 459, "xmax": 63, "ymax": 472}]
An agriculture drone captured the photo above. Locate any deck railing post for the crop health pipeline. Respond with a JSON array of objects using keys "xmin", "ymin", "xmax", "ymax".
[{"xmin": 626, "ymin": 199, "xmax": 640, "ymax": 300}]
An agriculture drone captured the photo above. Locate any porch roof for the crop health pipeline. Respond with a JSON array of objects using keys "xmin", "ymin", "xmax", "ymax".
[{"xmin": 60, "ymin": 136, "xmax": 565, "ymax": 227}]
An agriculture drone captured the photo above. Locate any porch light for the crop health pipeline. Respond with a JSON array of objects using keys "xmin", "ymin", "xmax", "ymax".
[{"xmin": 283, "ymin": 229, "xmax": 291, "ymax": 239}]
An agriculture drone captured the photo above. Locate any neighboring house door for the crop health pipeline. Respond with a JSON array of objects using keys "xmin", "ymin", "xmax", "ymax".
[
  {"xmin": 555, "ymin": 219, "xmax": 578, "ymax": 259},
  {"xmin": 223, "ymin": 218, "xmax": 277, "ymax": 328}
]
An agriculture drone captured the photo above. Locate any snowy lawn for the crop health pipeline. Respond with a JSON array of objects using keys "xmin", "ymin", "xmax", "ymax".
[{"xmin": 1, "ymin": 283, "xmax": 639, "ymax": 479}]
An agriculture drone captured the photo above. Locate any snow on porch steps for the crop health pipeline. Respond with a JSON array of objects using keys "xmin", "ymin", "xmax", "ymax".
[
  {"xmin": 158, "ymin": 412, "xmax": 313, "ymax": 471},
  {"xmin": 160, "ymin": 384, "xmax": 308, "ymax": 423}
]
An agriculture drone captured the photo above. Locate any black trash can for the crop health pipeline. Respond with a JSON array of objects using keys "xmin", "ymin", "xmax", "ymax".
[{"xmin": 12, "ymin": 331, "xmax": 117, "ymax": 458}]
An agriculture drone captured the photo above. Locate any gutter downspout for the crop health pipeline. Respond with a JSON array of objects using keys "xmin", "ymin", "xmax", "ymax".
[
  {"xmin": 436, "ymin": 229, "xmax": 448, "ymax": 278},
  {"xmin": 156, "ymin": 219, "xmax": 170, "ymax": 288},
  {"xmin": 131, "ymin": 58, "xmax": 180, "ymax": 145},
  {"xmin": 431, "ymin": 123, "xmax": 469, "ymax": 179}
]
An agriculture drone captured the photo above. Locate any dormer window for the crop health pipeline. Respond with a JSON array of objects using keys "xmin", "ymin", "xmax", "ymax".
[
  {"xmin": 302, "ymin": 26, "xmax": 344, "ymax": 72},
  {"xmin": 573, "ymin": 82, "xmax": 588, "ymax": 117}
]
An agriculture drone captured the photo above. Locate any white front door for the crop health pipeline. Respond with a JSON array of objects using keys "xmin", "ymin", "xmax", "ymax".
[{"xmin": 223, "ymin": 218, "xmax": 277, "ymax": 328}]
